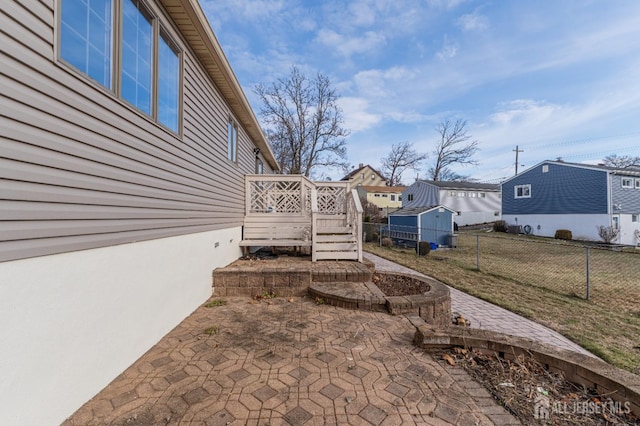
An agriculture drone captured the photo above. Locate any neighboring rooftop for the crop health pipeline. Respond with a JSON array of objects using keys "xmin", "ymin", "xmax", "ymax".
[
  {"xmin": 342, "ymin": 163, "xmax": 386, "ymax": 181},
  {"xmin": 416, "ymin": 180, "xmax": 501, "ymax": 191},
  {"xmin": 358, "ymin": 185, "xmax": 407, "ymax": 193}
]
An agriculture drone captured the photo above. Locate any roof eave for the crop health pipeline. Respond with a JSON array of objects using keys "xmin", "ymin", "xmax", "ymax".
[{"xmin": 160, "ymin": 0, "xmax": 280, "ymax": 171}]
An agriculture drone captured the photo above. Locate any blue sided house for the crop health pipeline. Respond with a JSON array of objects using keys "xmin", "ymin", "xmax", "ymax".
[
  {"xmin": 501, "ymin": 160, "xmax": 640, "ymax": 245},
  {"xmin": 387, "ymin": 206, "xmax": 456, "ymax": 248}
]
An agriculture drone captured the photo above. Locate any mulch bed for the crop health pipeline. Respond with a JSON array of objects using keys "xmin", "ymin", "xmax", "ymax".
[
  {"xmin": 372, "ymin": 272, "xmax": 430, "ymax": 296},
  {"xmin": 439, "ymin": 347, "xmax": 640, "ymax": 425}
]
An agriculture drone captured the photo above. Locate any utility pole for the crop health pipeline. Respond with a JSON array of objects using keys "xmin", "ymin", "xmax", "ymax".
[{"xmin": 513, "ymin": 146, "xmax": 524, "ymax": 175}]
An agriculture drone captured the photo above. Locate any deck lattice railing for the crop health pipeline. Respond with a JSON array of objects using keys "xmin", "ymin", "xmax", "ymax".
[{"xmin": 244, "ymin": 175, "xmax": 362, "ymax": 261}]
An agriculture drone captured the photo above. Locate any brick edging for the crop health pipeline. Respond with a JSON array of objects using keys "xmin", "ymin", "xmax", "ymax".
[{"xmin": 412, "ymin": 322, "xmax": 640, "ymax": 416}]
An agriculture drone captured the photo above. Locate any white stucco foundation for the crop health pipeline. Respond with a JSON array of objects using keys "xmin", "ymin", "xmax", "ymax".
[
  {"xmin": 0, "ymin": 228, "xmax": 242, "ymax": 426},
  {"xmin": 502, "ymin": 214, "xmax": 611, "ymax": 241}
]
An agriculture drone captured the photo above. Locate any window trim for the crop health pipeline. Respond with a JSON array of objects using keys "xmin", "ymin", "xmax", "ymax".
[
  {"xmin": 622, "ymin": 178, "xmax": 634, "ymax": 189},
  {"xmin": 514, "ymin": 184, "xmax": 531, "ymax": 199},
  {"xmin": 227, "ymin": 118, "xmax": 238, "ymax": 163},
  {"xmin": 635, "ymin": 179, "xmax": 640, "ymax": 190},
  {"xmin": 56, "ymin": 0, "xmax": 183, "ymax": 136}
]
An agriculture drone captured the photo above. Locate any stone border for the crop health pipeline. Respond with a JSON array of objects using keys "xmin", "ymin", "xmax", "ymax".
[
  {"xmin": 411, "ymin": 320, "xmax": 640, "ymax": 416},
  {"xmin": 309, "ymin": 272, "xmax": 451, "ymax": 328},
  {"xmin": 212, "ymin": 259, "xmax": 374, "ymax": 298},
  {"xmin": 381, "ymin": 272, "xmax": 451, "ymax": 327}
]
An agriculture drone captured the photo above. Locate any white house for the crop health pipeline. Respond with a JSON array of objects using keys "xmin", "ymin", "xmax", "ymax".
[{"xmin": 402, "ymin": 180, "xmax": 501, "ymax": 226}]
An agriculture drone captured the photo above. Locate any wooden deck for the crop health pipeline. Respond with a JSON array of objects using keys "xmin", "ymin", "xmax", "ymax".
[{"xmin": 241, "ymin": 175, "xmax": 363, "ymax": 262}]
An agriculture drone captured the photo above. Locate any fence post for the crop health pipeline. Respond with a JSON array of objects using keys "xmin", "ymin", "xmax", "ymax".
[
  {"xmin": 476, "ymin": 234, "xmax": 481, "ymax": 270},
  {"xmin": 585, "ymin": 246, "xmax": 591, "ymax": 301}
]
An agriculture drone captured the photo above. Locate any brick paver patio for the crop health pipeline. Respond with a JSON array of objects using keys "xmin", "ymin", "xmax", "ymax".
[
  {"xmin": 65, "ymin": 295, "xmax": 520, "ymax": 425},
  {"xmin": 65, "ymin": 252, "xmax": 597, "ymax": 425}
]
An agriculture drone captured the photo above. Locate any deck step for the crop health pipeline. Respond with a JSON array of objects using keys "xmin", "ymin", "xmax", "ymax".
[
  {"xmin": 316, "ymin": 213, "xmax": 347, "ymax": 220},
  {"xmin": 315, "ymin": 234, "xmax": 355, "ymax": 243},
  {"xmin": 314, "ymin": 242, "xmax": 358, "ymax": 252},
  {"xmin": 316, "ymin": 226, "xmax": 352, "ymax": 234},
  {"xmin": 314, "ymin": 251, "xmax": 359, "ymax": 260}
]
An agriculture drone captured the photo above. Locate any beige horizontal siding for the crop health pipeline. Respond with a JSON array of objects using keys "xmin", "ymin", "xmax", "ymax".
[{"xmin": 0, "ymin": 0, "xmax": 274, "ymax": 262}]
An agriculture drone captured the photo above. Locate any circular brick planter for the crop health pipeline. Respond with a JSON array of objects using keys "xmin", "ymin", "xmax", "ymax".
[
  {"xmin": 308, "ymin": 272, "xmax": 451, "ymax": 328},
  {"xmin": 378, "ymin": 272, "xmax": 451, "ymax": 327}
]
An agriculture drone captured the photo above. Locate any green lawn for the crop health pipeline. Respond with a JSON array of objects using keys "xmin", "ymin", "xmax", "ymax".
[{"xmin": 365, "ymin": 238, "xmax": 640, "ymax": 374}]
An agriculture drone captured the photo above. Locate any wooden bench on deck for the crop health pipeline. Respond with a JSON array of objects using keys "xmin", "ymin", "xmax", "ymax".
[{"xmin": 239, "ymin": 215, "xmax": 312, "ymax": 255}]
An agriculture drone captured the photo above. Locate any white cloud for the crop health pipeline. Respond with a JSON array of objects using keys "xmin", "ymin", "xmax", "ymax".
[
  {"xmin": 315, "ymin": 29, "xmax": 386, "ymax": 58},
  {"xmin": 456, "ymin": 12, "xmax": 489, "ymax": 31},
  {"xmin": 338, "ymin": 97, "xmax": 383, "ymax": 132},
  {"xmin": 489, "ymin": 100, "xmax": 558, "ymax": 126},
  {"xmin": 427, "ymin": 0, "xmax": 469, "ymax": 10},
  {"xmin": 436, "ymin": 35, "xmax": 458, "ymax": 60}
]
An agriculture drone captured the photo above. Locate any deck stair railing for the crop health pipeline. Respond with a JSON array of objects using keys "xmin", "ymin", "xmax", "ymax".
[{"xmin": 243, "ymin": 175, "xmax": 362, "ymax": 261}]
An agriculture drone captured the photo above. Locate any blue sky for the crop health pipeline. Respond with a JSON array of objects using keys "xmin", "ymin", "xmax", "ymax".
[{"xmin": 202, "ymin": 0, "xmax": 640, "ymax": 183}]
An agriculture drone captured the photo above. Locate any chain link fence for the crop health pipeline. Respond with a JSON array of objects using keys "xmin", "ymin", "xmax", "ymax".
[{"xmin": 363, "ymin": 222, "xmax": 640, "ymax": 313}]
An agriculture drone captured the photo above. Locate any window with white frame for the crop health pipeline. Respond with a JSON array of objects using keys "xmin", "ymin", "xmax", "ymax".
[
  {"xmin": 469, "ymin": 192, "xmax": 477, "ymax": 198},
  {"xmin": 374, "ymin": 194, "xmax": 380, "ymax": 197},
  {"xmin": 514, "ymin": 184, "xmax": 531, "ymax": 198},
  {"xmin": 227, "ymin": 119, "xmax": 237, "ymax": 162},
  {"xmin": 390, "ymin": 194, "xmax": 396, "ymax": 201},
  {"xmin": 636, "ymin": 179, "xmax": 640, "ymax": 189},
  {"xmin": 458, "ymin": 191, "xmax": 465, "ymax": 197},
  {"xmin": 59, "ymin": 0, "xmax": 182, "ymax": 133},
  {"xmin": 622, "ymin": 178, "xmax": 634, "ymax": 188},
  {"xmin": 632, "ymin": 214, "xmax": 639, "ymax": 223},
  {"xmin": 480, "ymin": 193, "xmax": 486, "ymax": 198}
]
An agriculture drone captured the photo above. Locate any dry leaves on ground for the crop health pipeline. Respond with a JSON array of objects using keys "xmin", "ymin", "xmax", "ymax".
[{"xmin": 440, "ymin": 348, "xmax": 640, "ymax": 425}]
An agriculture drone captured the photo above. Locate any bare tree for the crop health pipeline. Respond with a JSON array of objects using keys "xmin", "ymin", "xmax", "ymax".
[
  {"xmin": 427, "ymin": 119, "xmax": 479, "ymax": 181},
  {"xmin": 254, "ymin": 66, "xmax": 349, "ymax": 177},
  {"xmin": 602, "ymin": 154, "xmax": 640, "ymax": 169},
  {"xmin": 428, "ymin": 168, "xmax": 469, "ymax": 182},
  {"xmin": 380, "ymin": 142, "xmax": 427, "ymax": 186}
]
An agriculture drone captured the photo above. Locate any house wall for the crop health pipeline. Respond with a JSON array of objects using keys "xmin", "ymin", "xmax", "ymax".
[
  {"xmin": 365, "ymin": 192, "xmax": 403, "ymax": 209},
  {"xmin": 611, "ymin": 175, "xmax": 640, "ymax": 214},
  {"xmin": 1, "ymin": 1, "xmax": 272, "ymax": 424},
  {"xmin": 502, "ymin": 163, "xmax": 608, "ymax": 215},
  {"xmin": 502, "ymin": 213, "xmax": 611, "ymax": 241},
  {"xmin": 402, "ymin": 182, "xmax": 439, "ymax": 208},
  {"xmin": 1, "ymin": 0, "xmax": 273, "ymax": 263},
  {"xmin": 403, "ymin": 182, "xmax": 500, "ymax": 226},
  {"xmin": 616, "ymin": 214, "xmax": 640, "ymax": 246},
  {"xmin": 439, "ymin": 191, "xmax": 501, "ymax": 226},
  {"xmin": 347, "ymin": 166, "xmax": 387, "ymax": 187},
  {"xmin": 0, "ymin": 228, "xmax": 242, "ymax": 425}
]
